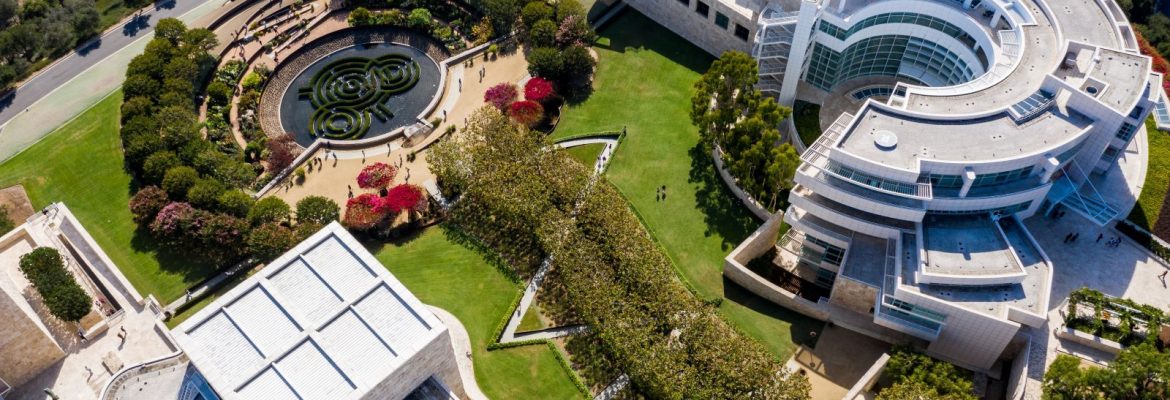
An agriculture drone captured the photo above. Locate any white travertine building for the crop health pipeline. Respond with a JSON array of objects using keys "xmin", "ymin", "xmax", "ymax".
[
  {"xmin": 172, "ymin": 222, "xmax": 463, "ymax": 400},
  {"xmin": 636, "ymin": 0, "xmax": 1162, "ymax": 376}
]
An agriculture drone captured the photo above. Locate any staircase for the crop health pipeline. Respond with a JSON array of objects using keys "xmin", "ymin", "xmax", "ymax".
[{"xmin": 1055, "ymin": 161, "xmax": 1118, "ymax": 226}]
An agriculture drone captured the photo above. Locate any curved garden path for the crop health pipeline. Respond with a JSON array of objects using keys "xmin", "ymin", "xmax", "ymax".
[{"xmin": 428, "ymin": 306, "xmax": 489, "ymax": 400}]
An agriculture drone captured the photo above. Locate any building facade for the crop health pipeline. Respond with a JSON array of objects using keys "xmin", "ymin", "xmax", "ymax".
[{"xmin": 638, "ymin": 0, "xmax": 1161, "ymax": 372}]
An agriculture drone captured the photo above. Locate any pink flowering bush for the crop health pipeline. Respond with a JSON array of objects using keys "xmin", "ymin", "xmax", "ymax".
[
  {"xmin": 508, "ymin": 100, "xmax": 544, "ymax": 127},
  {"xmin": 150, "ymin": 202, "xmax": 199, "ymax": 242},
  {"xmin": 384, "ymin": 184, "xmax": 426, "ymax": 214},
  {"xmin": 356, "ymin": 162, "xmax": 397, "ymax": 189},
  {"xmin": 524, "ymin": 77, "xmax": 555, "ymax": 103},
  {"xmin": 343, "ymin": 193, "xmax": 389, "ymax": 230},
  {"xmin": 484, "ymin": 83, "xmax": 519, "ymax": 111}
]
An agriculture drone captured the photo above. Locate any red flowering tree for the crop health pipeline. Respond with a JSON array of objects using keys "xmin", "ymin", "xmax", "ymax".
[
  {"xmin": 508, "ymin": 100, "xmax": 544, "ymax": 127},
  {"xmin": 484, "ymin": 83, "xmax": 519, "ymax": 111},
  {"xmin": 524, "ymin": 77, "xmax": 555, "ymax": 103},
  {"xmin": 356, "ymin": 162, "xmax": 397, "ymax": 189},
  {"xmin": 343, "ymin": 193, "xmax": 389, "ymax": 230},
  {"xmin": 383, "ymin": 184, "xmax": 426, "ymax": 214}
]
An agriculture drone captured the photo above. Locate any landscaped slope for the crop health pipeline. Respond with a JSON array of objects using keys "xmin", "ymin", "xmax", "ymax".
[
  {"xmin": 0, "ymin": 92, "xmax": 217, "ymax": 302},
  {"xmin": 554, "ymin": 10, "xmax": 821, "ymax": 358},
  {"xmin": 370, "ymin": 227, "xmax": 582, "ymax": 399}
]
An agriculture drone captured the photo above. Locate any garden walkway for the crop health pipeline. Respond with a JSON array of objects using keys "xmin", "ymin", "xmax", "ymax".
[
  {"xmin": 497, "ymin": 136, "xmax": 619, "ymax": 343},
  {"xmin": 428, "ymin": 306, "xmax": 489, "ymax": 400}
]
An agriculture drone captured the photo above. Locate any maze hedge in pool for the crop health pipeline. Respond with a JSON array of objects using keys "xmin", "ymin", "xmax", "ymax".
[{"xmin": 297, "ymin": 54, "xmax": 421, "ymax": 140}]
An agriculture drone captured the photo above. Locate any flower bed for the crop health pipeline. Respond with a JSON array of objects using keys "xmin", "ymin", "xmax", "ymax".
[{"xmin": 1063, "ymin": 287, "xmax": 1165, "ymax": 348}]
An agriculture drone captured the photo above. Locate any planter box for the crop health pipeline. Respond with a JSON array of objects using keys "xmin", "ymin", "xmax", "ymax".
[{"xmin": 1056, "ymin": 326, "xmax": 1123, "ymax": 355}]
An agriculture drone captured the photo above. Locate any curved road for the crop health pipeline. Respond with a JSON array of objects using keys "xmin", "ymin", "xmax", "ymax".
[
  {"xmin": 0, "ymin": 0, "xmax": 237, "ymax": 161},
  {"xmin": 0, "ymin": 0, "xmax": 209, "ymax": 126}
]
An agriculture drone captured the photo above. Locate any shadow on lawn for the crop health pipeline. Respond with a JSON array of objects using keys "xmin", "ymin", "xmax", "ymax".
[
  {"xmin": 591, "ymin": 9, "xmax": 711, "ymax": 75},
  {"xmin": 686, "ymin": 142, "xmax": 761, "ymax": 251},
  {"xmin": 723, "ymin": 276, "xmax": 825, "ymax": 350}
]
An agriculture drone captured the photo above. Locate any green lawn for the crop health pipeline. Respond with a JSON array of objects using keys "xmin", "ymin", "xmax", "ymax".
[
  {"xmin": 0, "ymin": 92, "xmax": 217, "ymax": 303},
  {"xmin": 793, "ymin": 100, "xmax": 823, "ymax": 147},
  {"xmin": 562, "ymin": 143, "xmax": 604, "ymax": 168},
  {"xmin": 517, "ymin": 303, "xmax": 548, "ymax": 332},
  {"xmin": 554, "ymin": 10, "xmax": 821, "ymax": 359},
  {"xmin": 1128, "ymin": 118, "xmax": 1170, "ymax": 236},
  {"xmin": 369, "ymin": 227, "xmax": 582, "ymax": 399}
]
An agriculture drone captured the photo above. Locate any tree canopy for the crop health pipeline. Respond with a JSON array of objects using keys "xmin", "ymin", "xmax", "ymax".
[
  {"xmin": 1044, "ymin": 344, "xmax": 1170, "ymax": 399},
  {"xmin": 430, "ymin": 107, "xmax": 810, "ymax": 398}
]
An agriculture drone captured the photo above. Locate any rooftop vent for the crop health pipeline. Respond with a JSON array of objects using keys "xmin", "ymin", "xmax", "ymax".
[{"xmin": 874, "ymin": 130, "xmax": 898, "ymax": 150}]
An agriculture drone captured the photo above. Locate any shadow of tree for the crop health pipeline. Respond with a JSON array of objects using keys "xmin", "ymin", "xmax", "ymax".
[
  {"xmin": 687, "ymin": 142, "xmax": 761, "ymax": 250},
  {"xmin": 722, "ymin": 276, "xmax": 825, "ymax": 349}
]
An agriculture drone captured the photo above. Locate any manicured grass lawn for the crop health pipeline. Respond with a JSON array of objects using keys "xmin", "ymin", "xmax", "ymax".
[
  {"xmin": 369, "ymin": 227, "xmax": 582, "ymax": 399},
  {"xmin": 562, "ymin": 143, "xmax": 604, "ymax": 168},
  {"xmin": 554, "ymin": 10, "xmax": 822, "ymax": 359},
  {"xmin": 1127, "ymin": 118, "xmax": 1170, "ymax": 237},
  {"xmin": 0, "ymin": 92, "xmax": 216, "ymax": 303},
  {"xmin": 517, "ymin": 303, "xmax": 548, "ymax": 332},
  {"xmin": 793, "ymin": 100, "xmax": 823, "ymax": 147}
]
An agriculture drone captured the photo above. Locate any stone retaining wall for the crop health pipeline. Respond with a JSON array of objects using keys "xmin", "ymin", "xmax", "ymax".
[
  {"xmin": 723, "ymin": 212, "xmax": 831, "ymax": 320},
  {"xmin": 258, "ymin": 25, "xmax": 450, "ymax": 141}
]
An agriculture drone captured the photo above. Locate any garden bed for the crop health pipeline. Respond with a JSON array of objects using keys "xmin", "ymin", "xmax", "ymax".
[{"xmin": 1062, "ymin": 287, "xmax": 1165, "ymax": 348}]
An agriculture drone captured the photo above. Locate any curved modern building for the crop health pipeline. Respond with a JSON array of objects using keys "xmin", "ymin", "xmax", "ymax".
[{"xmin": 628, "ymin": 0, "xmax": 1162, "ymax": 376}]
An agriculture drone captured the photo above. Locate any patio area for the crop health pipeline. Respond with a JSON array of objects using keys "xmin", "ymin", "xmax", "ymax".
[{"xmin": 2, "ymin": 204, "xmax": 179, "ymax": 400}]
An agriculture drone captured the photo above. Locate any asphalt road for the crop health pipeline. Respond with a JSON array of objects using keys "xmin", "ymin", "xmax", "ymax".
[{"xmin": 0, "ymin": 0, "xmax": 211, "ymax": 127}]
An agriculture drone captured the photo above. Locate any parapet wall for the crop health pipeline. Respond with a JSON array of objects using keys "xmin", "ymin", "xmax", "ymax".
[{"xmin": 723, "ymin": 212, "xmax": 831, "ymax": 320}]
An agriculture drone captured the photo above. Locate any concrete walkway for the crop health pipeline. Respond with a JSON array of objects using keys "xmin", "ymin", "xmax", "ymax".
[
  {"xmin": 0, "ymin": 0, "xmax": 227, "ymax": 162},
  {"xmin": 498, "ymin": 137, "xmax": 620, "ymax": 343},
  {"xmin": 428, "ymin": 306, "xmax": 489, "ymax": 400}
]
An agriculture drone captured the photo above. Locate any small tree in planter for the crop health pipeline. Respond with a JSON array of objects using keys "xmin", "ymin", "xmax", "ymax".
[
  {"xmin": 524, "ymin": 77, "xmax": 555, "ymax": 103},
  {"xmin": 484, "ymin": 83, "xmax": 518, "ymax": 111},
  {"xmin": 508, "ymin": 100, "xmax": 544, "ymax": 127},
  {"xmin": 343, "ymin": 193, "xmax": 389, "ymax": 230},
  {"xmin": 356, "ymin": 162, "xmax": 397, "ymax": 190}
]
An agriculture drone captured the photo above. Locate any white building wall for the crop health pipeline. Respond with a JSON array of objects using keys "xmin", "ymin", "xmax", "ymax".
[{"xmin": 892, "ymin": 287, "xmax": 1021, "ymax": 371}]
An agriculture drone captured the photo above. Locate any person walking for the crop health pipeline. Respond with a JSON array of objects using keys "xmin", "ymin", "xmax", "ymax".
[
  {"xmin": 1064, "ymin": 233, "xmax": 1072, "ymax": 243},
  {"xmin": 1159, "ymin": 270, "xmax": 1168, "ymax": 279},
  {"xmin": 1096, "ymin": 233, "xmax": 1103, "ymax": 242}
]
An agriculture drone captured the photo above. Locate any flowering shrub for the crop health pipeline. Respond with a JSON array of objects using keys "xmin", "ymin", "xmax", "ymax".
[
  {"xmin": 130, "ymin": 186, "xmax": 170, "ymax": 225},
  {"xmin": 150, "ymin": 202, "xmax": 200, "ymax": 244},
  {"xmin": 508, "ymin": 100, "xmax": 544, "ymax": 127},
  {"xmin": 343, "ymin": 193, "xmax": 388, "ymax": 230},
  {"xmin": 484, "ymin": 83, "xmax": 519, "ymax": 111},
  {"xmin": 197, "ymin": 212, "xmax": 249, "ymax": 264},
  {"xmin": 384, "ymin": 184, "xmax": 426, "ymax": 213},
  {"xmin": 524, "ymin": 77, "xmax": 555, "ymax": 102},
  {"xmin": 357, "ymin": 162, "xmax": 397, "ymax": 189}
]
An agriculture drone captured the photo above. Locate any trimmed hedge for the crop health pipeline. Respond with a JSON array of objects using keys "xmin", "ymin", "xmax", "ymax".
[{"xmin": 19, "ymin": 248, "xmax": 93, "ymax": 322}]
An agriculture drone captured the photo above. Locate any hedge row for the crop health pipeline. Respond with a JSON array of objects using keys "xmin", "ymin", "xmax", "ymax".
[{"xmin": 19, "ymin": 247, "xmax": 92, "ymax": 322}]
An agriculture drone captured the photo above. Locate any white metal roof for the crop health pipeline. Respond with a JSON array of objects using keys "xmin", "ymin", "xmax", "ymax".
[{"xmin": 172, "ymin": 222, "xmax": 445, "ymax": 400}]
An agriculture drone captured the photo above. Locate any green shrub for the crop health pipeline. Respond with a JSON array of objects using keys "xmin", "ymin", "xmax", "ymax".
[
  {"xmin": 560, "ymin": 45, "xmax": 595, "ymax": 82},
  {"xmin": 248, "ymin": 223, "xmax": 298, "ymax": 262},
  {"xmin": 521, "ymin": 1, "xmax": 552, "ymax": 28},
  {"xmin": 241, "ymin": 71, "xmax": 264, "ymax": 92},
  {"xmin": 529, "ymin": 19, "xmax": 557, "ymax": 48},
  {"xmin": 162, "ymin": 166, "xmax": 200, "ymax": 199},
  {"xmin": 206, "ymin": 80, "xmax": 233, "ymax": 107},
  {"xmin": 348, "ymin": 6, "xmax": 372, "ymax": 26},
  {"xmin": 881, "ymin": 347, "xmax": 976, "ymax": 400},
  {"xmin": 295, "ymin": 195, "xmax": 340, "ymax": 225},
  {"xmin": 249, "ymin": 197, "xmax": 291, "ymax": 226},
  {"xmin": 0, "ymin": 205, "xmax": 14, "ymax": 235},
  {"xmin": 187, "ymin": 179, "xmax": 226, "ymax": 210},
  {"xmin": 19, "ymin": 248, "xmax": 92, "ymax": 322},
  {"xmin": 143, "ymin": 151, "xmax": 182, "ymax": 185},
  {"xmin": 526, "ymin": 47, "xmax": 563, "ymax": 79},
  {"xmin": 408, "ymin": 8, "xmax": 432, "ymax": 29},
  {"xmin": 217, "ymin": 190, "xmax": 255, "ymax": 217}
]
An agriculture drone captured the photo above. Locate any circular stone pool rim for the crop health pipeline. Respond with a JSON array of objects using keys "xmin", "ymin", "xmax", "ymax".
[
  {"xmin": 277, "ymin": 42, "xmax": 441, "ymax": 147},
  {"xmin": 257, "ymin": 26, "xmax": 450, "ymax": 149}
]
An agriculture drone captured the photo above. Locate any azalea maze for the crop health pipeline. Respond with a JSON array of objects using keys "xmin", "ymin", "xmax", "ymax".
[{"xmin": 298, "ymin": 53, "xmax": 421, "ymax": 140}]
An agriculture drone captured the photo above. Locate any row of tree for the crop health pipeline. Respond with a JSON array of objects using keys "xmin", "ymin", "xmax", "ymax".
[
  {"xmin": 877, "ymin": 346, "xmax": 977, "ymax": 400},
  {"xmin": 0, "ymin": 0, "xmax": 104, "ymax": 90},
  {"xmin": 691, "ymin": 51, "xmax": 801, "ymax": 211},
  {"xmin": 430, "ymin": 107, "xmax": 810, "ymax": 398},
  {"xmin": 121, "ymin": 18, "xmax": 339, "ymax": 266}
]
